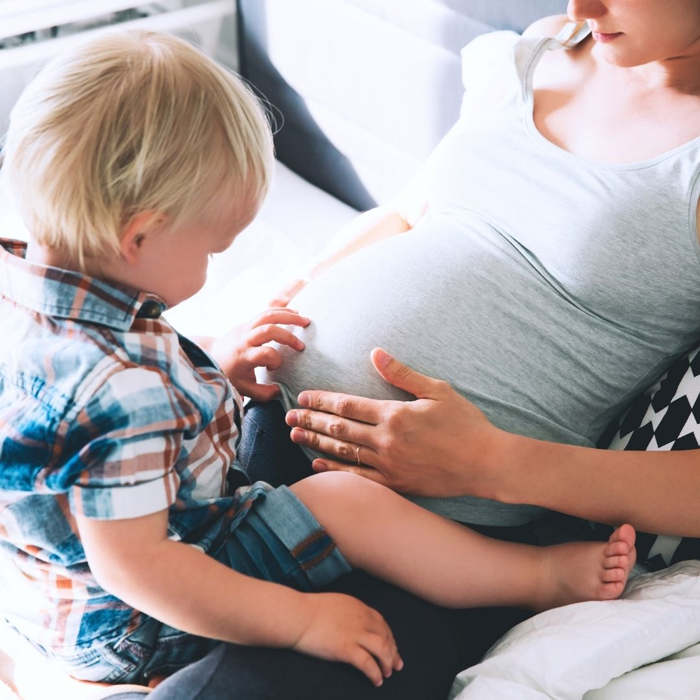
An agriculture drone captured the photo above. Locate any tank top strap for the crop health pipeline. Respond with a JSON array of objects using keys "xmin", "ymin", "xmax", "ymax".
[
  {"xmin": 516, "ymin": 22, "xmax": 591, "ymax": 101},
  {"xmin": 552, "ymin": 21, "xmax": 591, "ymax": 49}
]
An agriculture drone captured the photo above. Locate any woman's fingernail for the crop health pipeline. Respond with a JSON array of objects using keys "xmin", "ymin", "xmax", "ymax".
[
  {"xmin": 374, "ymin": 348, "xmax": 391, "ymax": 369},
  {"xmin": 286, "ymin": 410, "xmax": 297, "ymax": 426},
  {"xmin": 298, "ymin": 392, "xmax": 310, "ymax": 407},
  {"xmin": 291, "ymin": 428, "xmax": 306, "ymax": 441},
  {"xmin": 297, "ymin": 341, "xmax": 305, "ymax": 350},
  {"xmin": 313, "ymin": 460, "xmax": 328, "ymax": 471}
]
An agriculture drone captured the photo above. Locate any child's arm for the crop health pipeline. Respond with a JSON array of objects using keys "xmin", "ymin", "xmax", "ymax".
[{"xmin": 75, "ymin": 509, "xmax": 401, "ymax": 687}]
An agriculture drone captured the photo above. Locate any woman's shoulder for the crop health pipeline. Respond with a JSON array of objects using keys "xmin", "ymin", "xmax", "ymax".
[
  {"xmin": 522, "ymin": 14, "xmax": 570, "ymax": 39},
  {"xmin": 459, "ymin": 16, "xmax": 584, "ymax": 108}
]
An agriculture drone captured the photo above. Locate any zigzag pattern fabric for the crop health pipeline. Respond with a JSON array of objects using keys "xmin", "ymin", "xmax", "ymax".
[{"xmin": 601, "ymin": 348, "xmax": 700, "ymax": 570}]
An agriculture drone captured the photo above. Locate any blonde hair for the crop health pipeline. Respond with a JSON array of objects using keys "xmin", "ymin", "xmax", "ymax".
[{"xmin": 1, "ymin": 30, "xmax": 274, "ymax": 269}]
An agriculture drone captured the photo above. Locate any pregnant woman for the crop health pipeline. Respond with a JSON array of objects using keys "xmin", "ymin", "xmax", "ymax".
[
  {"xmin": 151, "ymin": 2, "xmax": 700, "ymax": 698},
  {"xmin": 268, "ymin": 12, "xmax": 700, "ymax": 530}
]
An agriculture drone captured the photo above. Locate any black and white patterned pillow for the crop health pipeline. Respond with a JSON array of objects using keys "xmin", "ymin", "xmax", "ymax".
[{"xmin": 597, "ymin": 347, "xmax": 700, "ymax": 570}]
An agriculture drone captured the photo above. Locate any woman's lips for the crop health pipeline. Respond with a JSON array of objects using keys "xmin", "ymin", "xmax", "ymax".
[{"xmin": 592, "ymin": 31, "xmax": 623, "ymax": 43}]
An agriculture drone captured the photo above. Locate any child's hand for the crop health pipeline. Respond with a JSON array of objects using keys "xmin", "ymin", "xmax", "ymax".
[
  {"xmin": 210, "ymin": 308, "xmax": 310, "ymax": 401},
  {"xmin": 292, "ymin": 592, "xmax": 403, "ymax": 687}
]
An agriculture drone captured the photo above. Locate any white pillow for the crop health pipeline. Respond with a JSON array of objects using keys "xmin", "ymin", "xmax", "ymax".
[{"xmin": 449, "ymin": 560, "xmax": 700, "ymax": 700}]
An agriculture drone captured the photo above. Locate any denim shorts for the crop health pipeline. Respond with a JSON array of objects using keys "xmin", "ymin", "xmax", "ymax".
[{"xmin": 59, "ymin": 481, "xmax": 351, "ymax": 684}]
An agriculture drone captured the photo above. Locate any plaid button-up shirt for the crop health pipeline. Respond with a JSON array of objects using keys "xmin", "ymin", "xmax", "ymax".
[{"xmin": 0, "ymin": 239, "xmax": 252, "ymax": 654}]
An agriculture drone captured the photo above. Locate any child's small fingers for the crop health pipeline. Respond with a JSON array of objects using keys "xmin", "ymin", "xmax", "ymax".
[
  {"xmin": 381, "ymin": 622, "xmax": 402, "ymax": 673},
  {"xmin": 245, "ymin": 383, "xmax": 281, "ymax": 402},
  {"xmin": 233, "ymin": 376, "xmax": 279, "ymax": 401},
  {"xmin": 360, "ymin": 632, "xmax": 395, "ymax": 680},
  {"xmin": 265, "ymin": 305, "xmax": 298, "ymax": 314},
  {"xmin": 348, "ymin": 647, "xmax": 384, "ymax": 687},
  {"xmin": 364, "ymin": 609, "xmax": 400, "ymax": 677},
  {"xmin": 246, "ymin": 325, "xmax": 305, "ymax": 351},
  {"xmin": 252, "ymin": 310, "xmax": 311, "ymax": 328},
  {"xmin": 243, "ymin": 345, "xmax": 282, "ymax": 370}
]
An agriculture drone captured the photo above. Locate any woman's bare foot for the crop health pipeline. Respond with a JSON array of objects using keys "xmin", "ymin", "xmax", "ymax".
[{"xmin": 533, "ymin": 524, "xmax": 637, "ymax": 611}]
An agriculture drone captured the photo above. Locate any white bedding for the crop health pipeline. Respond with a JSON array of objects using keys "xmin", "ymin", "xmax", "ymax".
[{"xmin": 450, "ymin": 560, "xmax": 700, "ymax": 699}]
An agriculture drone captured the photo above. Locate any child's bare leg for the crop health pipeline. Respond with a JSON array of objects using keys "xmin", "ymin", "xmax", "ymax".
[{"xmin": 290, "ymin": 472, "xmax": 636, "ymax": 611}]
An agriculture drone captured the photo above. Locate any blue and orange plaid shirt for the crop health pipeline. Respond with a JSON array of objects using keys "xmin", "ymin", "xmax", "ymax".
[{"xmin": 0, "ymin": 238, "xmax": 255, "ymax": 655}]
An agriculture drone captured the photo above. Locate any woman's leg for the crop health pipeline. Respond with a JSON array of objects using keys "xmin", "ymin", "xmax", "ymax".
[
  {"xmin": 238, "ymin": 400, "xmax": 314, "ymax": 485},
  {"xmin": 148, "ymin": 570, "xmax": 530, "ymax": 700}
]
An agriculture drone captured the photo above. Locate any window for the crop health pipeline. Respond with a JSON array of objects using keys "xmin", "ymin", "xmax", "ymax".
[{"xmin": 0, "ymin": 0, "xmax": 236, "ymax": 239}]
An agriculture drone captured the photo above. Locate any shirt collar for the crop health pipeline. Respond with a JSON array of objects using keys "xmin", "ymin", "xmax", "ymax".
[{"xmin": 0, "ymin": 238, "xmax": 168, "ymax": 331}]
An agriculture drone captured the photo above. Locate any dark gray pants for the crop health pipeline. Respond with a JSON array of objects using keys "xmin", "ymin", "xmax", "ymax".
[{"xmin": 149, "ymin": 402, "xmax": 532, "ymax": 699}]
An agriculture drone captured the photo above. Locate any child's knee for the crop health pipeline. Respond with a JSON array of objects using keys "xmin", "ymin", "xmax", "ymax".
[{"xmin": 290, "ymin": 470, "xmax": 384, "ymax": 516}]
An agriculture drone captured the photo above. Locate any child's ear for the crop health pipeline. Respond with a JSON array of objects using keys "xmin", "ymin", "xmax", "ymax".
[{"xmin": 119, "ymin": 212, "xmax": 165, "ymax": 264}]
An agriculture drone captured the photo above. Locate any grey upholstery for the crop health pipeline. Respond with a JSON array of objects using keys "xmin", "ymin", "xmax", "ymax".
[{"xmin": 237, "ymin": 0, "xmax": 567, "ymax": 209}]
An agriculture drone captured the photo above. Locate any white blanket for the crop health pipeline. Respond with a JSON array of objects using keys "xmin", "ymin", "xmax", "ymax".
[{"xmin": 450, "ymin": 561, "xmax": 700, "ymax": 699}]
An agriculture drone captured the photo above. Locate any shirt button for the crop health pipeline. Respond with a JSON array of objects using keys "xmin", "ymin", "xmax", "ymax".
[{"xmin": 139, "ymin": 300, "xmax": 163, "ymax": 318}]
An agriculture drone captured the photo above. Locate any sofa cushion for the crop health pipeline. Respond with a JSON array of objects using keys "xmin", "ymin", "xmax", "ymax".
[
  {"xmin": 598, "ymin": 347, "xmax": 700, "ymax": 570},
  {"xmin": 237, "ymin": 0, "xmax": 567, "ymax": 209}
]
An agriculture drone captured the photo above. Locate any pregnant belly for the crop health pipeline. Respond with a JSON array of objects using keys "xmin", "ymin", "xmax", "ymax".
[
  {"xmin": 262, "ymin": 212, "xmax": 681, "ymax": 524},
  {"xmin": 266, "ymin": 212, "xmax": 596, "ymax": 446},
  {"xmin": 264, "ymin": 212, "xmax": 610, "ymax": 525}
]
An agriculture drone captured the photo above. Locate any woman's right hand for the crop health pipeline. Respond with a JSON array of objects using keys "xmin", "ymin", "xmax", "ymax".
[{"xmin": 292, "ymin": 592, "xmax": 403, "ymax": 687}]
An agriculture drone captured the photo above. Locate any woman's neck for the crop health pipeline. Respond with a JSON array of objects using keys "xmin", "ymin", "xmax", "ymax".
[{"xmin": 592, "ymin": 41, "xmax": 700, "ymax": 96}]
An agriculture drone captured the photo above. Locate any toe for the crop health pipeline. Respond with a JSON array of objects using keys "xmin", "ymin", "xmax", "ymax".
[
  {"xmin": 605, "ymin": 540, "xmax": 631, "ymax": 556},
  {"xmin": 610, "ymin": 523, "xmax": 636, "ymax": 549},
  {"xmin": 602, "ymin": 567, "xmax": 626, "ymax": 583},
  {"xmin": 598, "ymin": 581, "xmax": 624, "ymax": 600},
  {"xmin": 603, "ymin": 554, "xmax": 628, "ymax": 569}
]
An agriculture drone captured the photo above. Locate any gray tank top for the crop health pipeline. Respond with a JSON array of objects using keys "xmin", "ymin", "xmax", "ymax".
[{"xmin": 264, "ymin": 28, "xmax": 700, "ymax": 525}]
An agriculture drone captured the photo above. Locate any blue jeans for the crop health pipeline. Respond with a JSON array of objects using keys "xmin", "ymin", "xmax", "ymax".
[
  {"xmin": 148, "ymin": 400, "xmax": 535, "ymax": 699},
  {"xmin": 63, "ymin": 475, "xmax": 351, "ymax": 684}
]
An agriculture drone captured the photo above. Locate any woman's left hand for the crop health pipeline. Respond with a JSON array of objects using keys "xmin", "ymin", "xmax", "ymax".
[
  {"xmin": 209, "ymin": 308, "xmax": 310, "ymax": 401},
  {"xmin": 285, "ymin": 348, "xmax": 508, "ymax": 498},
  {"xmin": 268, "ymin": 278, "xmax": 309, "ymax": 308}
]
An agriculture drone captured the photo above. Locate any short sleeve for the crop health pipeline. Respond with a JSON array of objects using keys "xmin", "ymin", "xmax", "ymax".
[{"xmin": 61, "ymin": 367, "xmax": 194, "ymax": 519}]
